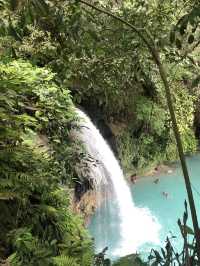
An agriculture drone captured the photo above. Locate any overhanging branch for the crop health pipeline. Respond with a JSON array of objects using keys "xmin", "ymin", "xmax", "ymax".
[{"xmin": 76, "ymin": 0, "xmax": 200, "ymax": 262}]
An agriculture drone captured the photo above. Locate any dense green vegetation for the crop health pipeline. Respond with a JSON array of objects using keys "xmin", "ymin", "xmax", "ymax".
[
  {"xmin": 0, "ymin": 60, "xmax": 93, "ymax": 265},
  {"xmin": 1, "ymin": 0, "xmax": 199, "ymax": 175},
  {"xmin": 0, "ymin": 0, "xmax": 200, "ymax": 265},
  {"xmin": 112, "ymin": 254, "xmax": 146, "ymax": 266}
]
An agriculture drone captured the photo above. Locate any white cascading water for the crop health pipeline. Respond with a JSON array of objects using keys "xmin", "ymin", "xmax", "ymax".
[{"xmin": 77, "ymin": 109, "xmax": 161, "ymax": 256}]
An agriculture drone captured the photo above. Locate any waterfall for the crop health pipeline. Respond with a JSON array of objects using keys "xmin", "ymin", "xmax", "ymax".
[{"xmin": 77, "ymin": 109, "xmax": 161, "ymax": 256}]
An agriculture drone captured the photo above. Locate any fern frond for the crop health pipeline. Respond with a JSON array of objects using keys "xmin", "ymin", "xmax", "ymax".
[{"xmin": 53, "ymin": 255, "xmax": 78, "ymax": 266}]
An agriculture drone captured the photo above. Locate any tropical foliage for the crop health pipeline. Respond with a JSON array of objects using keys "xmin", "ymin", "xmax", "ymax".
[
  {"xmin": 0, "ymin": 60, "xmax": 93, "ymax": 265},
  {"xmin": 0, "ymin": 0, "xmax": 200, "ymax": 265},
  {"xmin": 149, "ymin": 202, "xmax": 199, "ymax": 265},
  {"xmin": 0, "ymin": 0, "xmax": 199, "ymax": 174}
]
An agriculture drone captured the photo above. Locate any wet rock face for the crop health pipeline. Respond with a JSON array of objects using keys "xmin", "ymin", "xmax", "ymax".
[
  {"xmin": 74, "ymin": 179, "xmax": 92, "ymax": 201},
  {"xmin": 72, "ymin": 106, "xmax": 124, "ymax": 220},
  {"xmin": 194, "ymin": 104, "xmax": 200, "ymax": 139},
  {"xmin": 78, "ymin": 103, "xmax": 118, "ymax": 156},
  {"xmin": 73, "ymin": 190, "xmax": 99, "ymax": 225},
  {"xmin": 95, "ymin": 118, "xmax": 119, "ymax": 156}
]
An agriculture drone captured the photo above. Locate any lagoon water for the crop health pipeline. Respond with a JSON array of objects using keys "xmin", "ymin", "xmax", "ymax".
[{"xmin": 88, "ymin": 154, "xmax": 200, "ymax": 259}]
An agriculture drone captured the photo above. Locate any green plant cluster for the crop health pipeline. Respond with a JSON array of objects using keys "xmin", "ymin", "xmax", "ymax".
[
  {"xmin": 0, "ymin": 0, "xmax": 199, "ymax": 175},
  {"xmin": 117, "ymin": 84, "xmax": 197, "ymax": 174},
  {"xmin": 149, "ymin": 201, "xmax": 199, "ymax": 265},
  {"xmin": 113, "ymin": 255, "xmax": 146, "ymax": 266},
  {"xmin": 0, "ymin": 0, "xmax": 200, "ymax": 264},
  {"xmin": 0, "ymin": 60, "xmax": 93, "ymax": 265}
]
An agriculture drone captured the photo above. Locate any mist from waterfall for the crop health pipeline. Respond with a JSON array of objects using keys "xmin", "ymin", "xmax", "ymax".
[{"xmin": 77, "ymin": 109, "xmax": 161, "ymax": 256}]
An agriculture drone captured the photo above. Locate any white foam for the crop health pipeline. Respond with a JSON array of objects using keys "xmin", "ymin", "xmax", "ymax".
[{"xmin": 77, "ymin": 109, "xmax": 161, "ymax": 256}]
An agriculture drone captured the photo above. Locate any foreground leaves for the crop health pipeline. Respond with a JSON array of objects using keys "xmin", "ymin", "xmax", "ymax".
[{"xmin": 0, "ymin": 60, "xmax": 93, "ymax": 265}]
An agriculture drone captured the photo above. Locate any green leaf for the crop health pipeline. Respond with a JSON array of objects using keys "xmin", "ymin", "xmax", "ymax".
[
  {"xmin": 175, "ymin": 38, "xmax": 182, "ymax": 49},
  {"xmin": 180, "ymin": 225, "xmax": 194, "ymax": 235},
  {"xmin": 192, "ymin": 75, "xmax": 200, "ymax": 88},
  {"xmin": 0, "ymin": 192, "xmax": 18, "ymax": 200}
]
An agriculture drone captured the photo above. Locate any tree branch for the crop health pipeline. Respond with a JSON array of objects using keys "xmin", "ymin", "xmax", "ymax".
[
  {"xmin": 78, "ymin": 0, "xmax": 156, "ymax": 55},
  {"xmin": 76, "ymin": 0, "xmax": 200, "ymax": 261}
]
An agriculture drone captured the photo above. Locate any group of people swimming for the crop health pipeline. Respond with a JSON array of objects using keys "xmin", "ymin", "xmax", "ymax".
[
  {"xmin": 130, "ymin": 175, "xmax": 170, "ymax": 199},
  {"xmin": 153, "ymin": 167, "xmax": 172, "ymax": 198},
  {"xmin": 153, "ymin": 178, "xmax": 169, "ymax": 198}
]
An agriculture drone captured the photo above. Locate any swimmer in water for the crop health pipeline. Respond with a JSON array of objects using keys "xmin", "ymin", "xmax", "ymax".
[
  {"xmin": 162, "ymin": 191, "xmax": 169, "ymax": 198},
  {"xmin": 130, "ymin": 174, "xmax": 137, "ymax": 184},
  {"xmin": 153, "ymin": 178, "xmax": 159, "ymax": 184}
]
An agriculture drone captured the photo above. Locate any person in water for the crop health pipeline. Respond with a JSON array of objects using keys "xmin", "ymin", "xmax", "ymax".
[
  {"xmin": 153, "ymin": 178, "xmax": 159, "ymax": 184},
  {"xmin": 130, "ymin": 174, "xmax": 137, "ymax": 184},
  {"xmin": 162, "ymin": 191, "xmax": 169, "ymax": 198}
]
